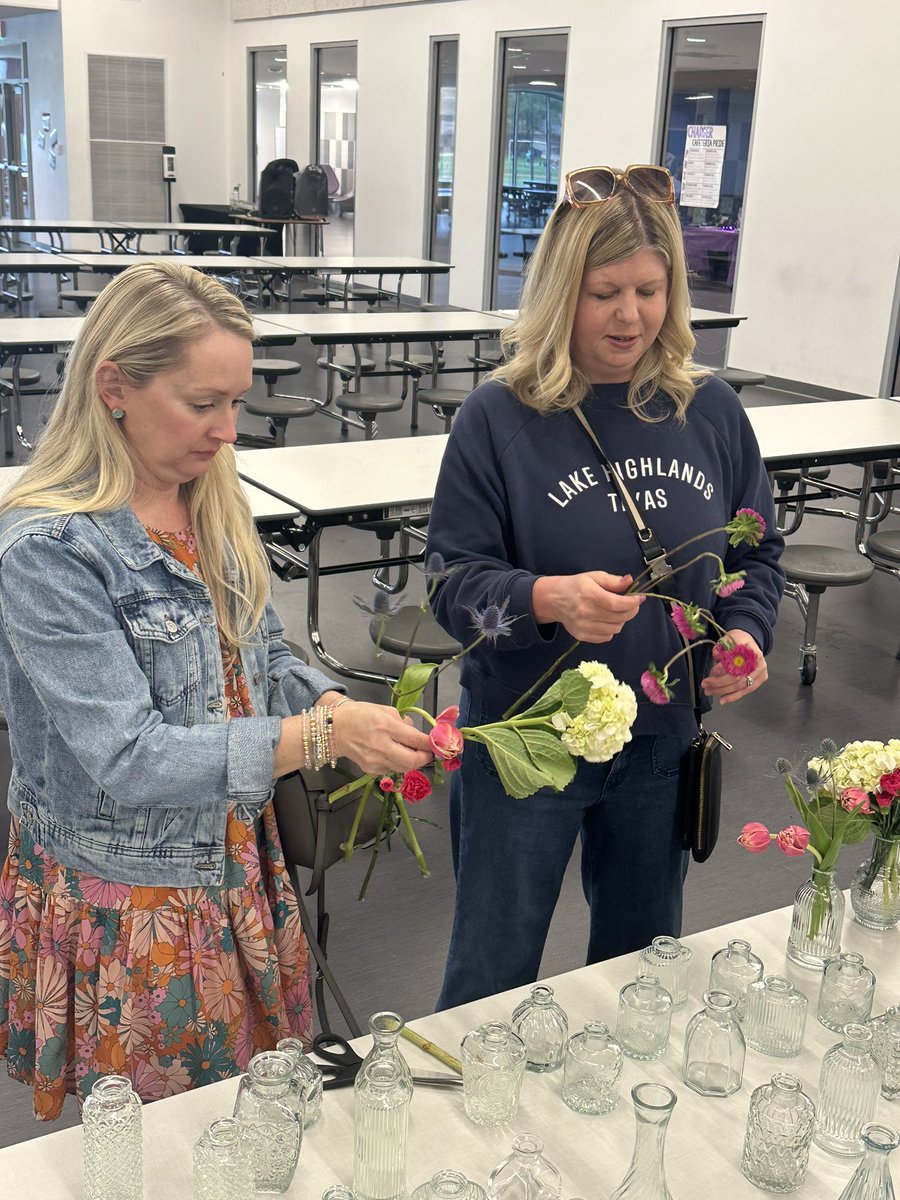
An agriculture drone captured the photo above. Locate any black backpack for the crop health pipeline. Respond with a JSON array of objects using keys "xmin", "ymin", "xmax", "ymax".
[
  {"xmin": 258, "ymin": 158, "xmax": 300, "ymax": 218},
  {"xmin": 293, "ymin": 164, "xmax": 329, "ymax": 219}
]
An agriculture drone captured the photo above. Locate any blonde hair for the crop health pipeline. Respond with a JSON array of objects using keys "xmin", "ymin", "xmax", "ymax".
[
  {"xmin": 0, "ymin": 259, "xmax": 271, "ymax": 649},
  {"xmin": 495, "ymin": 185, "xmax": 707, "ymax": 421}
]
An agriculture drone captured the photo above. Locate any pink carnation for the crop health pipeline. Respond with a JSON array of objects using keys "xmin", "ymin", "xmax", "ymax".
[
  {"xmin": 737, "ymin": 822, "xmax": 771, "ymax": 852},
  {"xmin": 874, "ymin": 791, "xmax": 895, "ymax": 810},
  {"xmin": 841, "ymin": 787, "xmax": 873, "ymax": 815},
  {"xmin": 399, "ymin": 769, "xmax": 431, "ymax": 803},
  {"xmin": 775, "ymin": 824, "xmax": 810, "ymax": 857},
  {"xmin": 712, "ymin": 640, "xmax": 759, "ymax": 678},
  {"xmin": 378, "ymin": 776, "xmax": 396, "ymax": 793},
  {"xmin": 879, "ymin": 768, "xmax": 900, "ymax": 797}
]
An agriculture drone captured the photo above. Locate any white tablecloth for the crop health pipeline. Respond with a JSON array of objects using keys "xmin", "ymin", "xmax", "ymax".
[{"xmin": 1, "ymin": 900, "xmax": 897, "ymax": 1198}]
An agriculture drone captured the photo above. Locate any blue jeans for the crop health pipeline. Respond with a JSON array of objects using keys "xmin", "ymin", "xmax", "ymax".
[{"xmin": 437, "ymin": 689, "xmax": 693, "ymax": 1010}]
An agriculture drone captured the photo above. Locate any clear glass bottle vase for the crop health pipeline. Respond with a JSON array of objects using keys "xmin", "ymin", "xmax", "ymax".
[
  {"xmin": 850, "ymin": 835, "xmax": 900, "ymax": 931},
  {"xmin": 837, "ymin": 1124, "xmax": 900, "ymax": 1200},
  {"xmin": 816, "ymin": 951, "xmax": 876, "ymax": 1033},
  {"xmin": 814, "ymin": 1023, "xmax": 882, "ymax": 1157},
  {"xmin": 741, "ymin": 1073, "xmax": 815, "ymax": 1193},
  {"xmin": 460, "ymin": 1021, "xmax": 526, "ymax": 1128},
  {"xmin": 510, "ymin": 984, "xmax": 568, "ymax": 1072},
  {"xmin": 868, "ymin": 1007, "xmax": 900, "ymax": 1101},
  {"xmin": 615, "ymin": 974, "xmax": 673, "ymax": 1061},
  {"xmin": 352, "ymin": 1012, "xmax": 413, "ymax": 1200},
  {"xmin": 609, "ymin": 1082, "xmax": 677, "ymax": 1200},
  {"xmin": 487, "ymin": 1134, "xmax": 561, "ymax": 1200},
  {"xmin": 82, "ymin": 1074, "xmax": 143, "ymax": 1200},
  {"xmin": 411, "ymin": 1170, "xmax": 487, "ymax": 1199},
  {"xmin": 743, "ymin": 974, "xmax": 808, "ymax": 1058},
  {"xmin": 638, "ymin": 935, "xmax": 692, "ymax": 1007},
  {"xmin": 708, "ymin": 938, "xmax": 764, "ymax": 1023},
  {"xmin": 562, "ymin": 1021, "xmax": 623, "ymax": 1115},
  {"xmin": 193, "ymin": 1117, "xmax": 254, "ymax": 1200},
  {"xmin": 786, "ymin": 867, "xmax": 845, "ymax": 969},
  {"xmin": 277, "ymin": 1036, "xmax": 324, "ymax": 1128},
  {"xmin": 681, "ymin": 990, "xmax": 745, "ymax": 1097},
  {"xmin": 232, "ymin": 1049, "xmax": 304, "ymax": 1194}
]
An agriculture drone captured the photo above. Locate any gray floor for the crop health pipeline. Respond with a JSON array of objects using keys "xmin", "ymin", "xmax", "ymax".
[{"xmin": 1, "ymin": 271, "xmax": 897, "ymax": 1146}]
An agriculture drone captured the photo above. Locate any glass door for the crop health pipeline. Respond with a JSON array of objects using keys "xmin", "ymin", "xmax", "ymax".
[
  {"xmin": 426, "ymin": 39, "xmax": 458, "ymax": 305},
  {"xmin": 250, "ymin": 47, "xmax": 288, "ymax": 206},
  {"xmin": 0, "ymin": 45, "xmax": 29, "ymax": 221},
  {"xmin": 315, "ymin": 43, "xmax": 357, "ymax": 255},
  {"xmin": 489, "ymin": 32, "xmax": 567, "ymax": 310}
]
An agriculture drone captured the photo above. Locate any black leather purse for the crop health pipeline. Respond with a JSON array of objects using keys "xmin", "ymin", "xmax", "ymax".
[{"xmin": 572, "ymin": 408, "xmax": 731, "ymax": 863}]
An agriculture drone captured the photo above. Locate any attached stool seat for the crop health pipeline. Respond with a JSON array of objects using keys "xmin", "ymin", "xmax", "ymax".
[
  {"xmin": 336, "ymin": 391, "xmax": 404, "ymax": 440},
  {"xmin": 248, "ymin": 359, "xmax": 317, "ymax": 447},
  {"xmin": 863, "ymin": 530, "xmax": 900, "ymax": 659},
  {"xmin": 0, "ymin": 366, "xmax": 41, "ymax": 389},
  {"xmin": 316, "ymin": 355, "xmax": 377, "ymax": 381},
  {"xmin": 772, "ymin": 466, "xmax": 832, "ymax": 535},
  {"xmin": 58, "ymin": 289, "xmax": 103, "ymax": 311},
  {"xmin": 713, "ymin": 368, "xmax": 767, "ymax": 393},
  {"xmin": 781, "ymin": 543, "xmax": 874, "ymax": 684},
  {"xmin": 369, "ymin": 606, "xmax": 462, "ymax": 714},
  {"xmin": 413, "ymin": 386, "xmax": 468, "ymax": 433}
]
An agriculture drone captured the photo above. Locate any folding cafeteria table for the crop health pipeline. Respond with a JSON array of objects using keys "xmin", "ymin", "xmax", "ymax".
[
  {"xmin": 247, "ymin": 255, "xmax": 452, "ymax": 308},
  {"xmin": 0, "ymin": 218, "xmax": 275, "ymax": 255}
]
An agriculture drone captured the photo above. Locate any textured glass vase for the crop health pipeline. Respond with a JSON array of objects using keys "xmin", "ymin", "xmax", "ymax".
[
  {"xmin": 817, "ymin": 952, "xmax": 876, "ymax": 1033},
  {"xmin": 486, "ymin": 1134, "xmax": 562, "ymax": 1200},
  {"xmin": 814, "ymin": 1024, "xmax": 882, "ymax": 1157},
  {"xmin": 708, "ymin": 938, "xmax": 764, "ymax": 1023},
  {"xmin": 460, "ymin": 1021, "xmax": 527, "ymax": 1128},
  {"xmin": 82, "ymin": 1075, "xmax": 143, "ymax": 1200},
  {"xmin": 741, "ymin": 1074, "xmax": 815, "ymax": 1192},
  {"xmin": 411, "ymin": 1170, "xmax": 487, "ymax": 1199},
  {"xmin": 609, "ymin": 1082, "xmax": 677, "ymax": 1200},
  {"xmin": 277, "ymin": 1036, "xmax": 324, "ymax": 1128},
  {"xmin": 352, "ymin": 1012, "xmax": 413, "ymax": 1200},
  {"xmin": 851, "ymin": 835, "xmax": 900, "ymax": 931},
  {"xmin": 743, "ymin": 975, "xmax": 808, "ymax": 1058},
  {"xmin": 562, "ymin": 1021, "xmax": 623, "ymax": 1115},
  {"xmin": 786, "ymin": 867, "xmax": 845, "ymax": 969},
  {"xmin": 322, "ymin": 1188, "xmax": 357, "ymax": 1200},
  {"xmin": 616, "ymin": 974, "xmax": 674, "ymax": 1061},
  {"xmin": 639, "ymin": 935, "xmax": 692, "ymax": 1007},
  {"xmin": 233, "ymin": 1049, "xmax": 303, "ymax": 1194},
  {"xmin": 682, "ymin": 990, "xmax": 745, "ymax": 1097},
  {"xmin": 837, "ymin": 1124, "xmax": 900, "ymax": 1200},
  {"xmin": 193, "ymin": 1118, "xmax": 254, "ymax": 1200},
  {"xmin": 510, "ymin": 984, "xmax": 568, "ymax": 1072},
  {"xmin": 869, "ymin": 1007, "xmax": 900, "ymax": 1100}
]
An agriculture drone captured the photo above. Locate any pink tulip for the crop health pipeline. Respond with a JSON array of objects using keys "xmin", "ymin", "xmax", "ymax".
[
  {"xmin": 435, "ymin": 705, "xmax": 460, "ymax": 725},
  {"xmin": 737, "ymin": 822, "xmax": 771, "ymax": 852},
  {"xmin": 841, "ymin": 787, "xmax": 872, "ymax": 815},
  {"xmin": 775, "ymin": 825, "xmax": 811, "ymax": 857},
  {"xmin": 429, "ymin": 720, "xmax": 464, "ymax": 760}
]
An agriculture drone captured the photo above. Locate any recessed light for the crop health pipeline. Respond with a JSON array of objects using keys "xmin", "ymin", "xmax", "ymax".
[
  {"xmin": 512, "ymin": 65, "xmax": 526, "ymax": 70},
  {"xmin": 685, "ymin": 36, "xmax": 707, "ymax": 43},
  {"xmin": 528, "ymin": 80, "xmax": 557, "ymax": 87},
  {"xmin": 685, "ymin": 93, "xmax": 714, "ymax": 101}
]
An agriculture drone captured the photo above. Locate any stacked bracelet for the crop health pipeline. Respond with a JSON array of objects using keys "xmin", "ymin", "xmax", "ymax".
[{"xmin": 302, "ymin": 699, "xmax": 351, "ymax": 770}]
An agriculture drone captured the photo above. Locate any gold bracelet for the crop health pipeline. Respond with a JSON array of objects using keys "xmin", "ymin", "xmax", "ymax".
[{"xmin": 301, "ymin": 708, "xmax": 311, "ymax": 770}]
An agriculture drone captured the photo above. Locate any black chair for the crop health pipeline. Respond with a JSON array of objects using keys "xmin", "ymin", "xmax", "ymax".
[
  {"xmin": 0, "ymin": 711, "xmax": 10, "ymax": 860},
  {"xmin": 368, "ymin": 606, "xmax": 462, "ymax": 714}
]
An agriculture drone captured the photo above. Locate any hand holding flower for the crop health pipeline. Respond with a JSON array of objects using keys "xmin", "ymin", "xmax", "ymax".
[
  {"xmin": 330, "ymin": 699, "xmax": 434, "ymax": 775},
  {"xmin": 700, "ymin": 630, "xmax": 765, "ymax": 705},
  {"xmin": 531, "ymin": 570, "xmax": 644, "ymax": 643}
]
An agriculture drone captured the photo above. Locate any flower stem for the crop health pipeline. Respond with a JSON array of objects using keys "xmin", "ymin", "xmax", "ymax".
[
  {"xmin": 358, "ymin": 791, "xmax": 392, "ymax": 900},
  {"xmin": 394, "ymin": 795, "xmax": 430, "ymax": 878},
  {"xmin": 341, "ymin": 777, "xmax": 376, "ymax": 863},
  {"xmin": 502, "ymin": 636, "xmax": 582, "ymax": 720},
  {"xmin": 626, "ymin": 529, "xmax": 730, "ymax": 591}
]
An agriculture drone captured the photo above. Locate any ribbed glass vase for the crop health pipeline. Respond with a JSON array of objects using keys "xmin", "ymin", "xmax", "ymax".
[
  {"xmin": 836, "ymin": 1124, "xmax": 900, "ymax": 1200},
  {"xmin": 786, "ymin": 867, "xmax": 844, "ymax": 969},
  {"xmin": 352, "ymin": 1012, "xmax": 413, "ymax": 1200},
  {"xmin": 850, "ymin": 835, "xmax": 900, "ymax": 931},
  {"xmin": 609, "ymin": 1083, "xmax": 677, "ymax": 1200},
  {"xmin": 814, "ymin": 1024, "xmax": 882, "ymax": 1157}
]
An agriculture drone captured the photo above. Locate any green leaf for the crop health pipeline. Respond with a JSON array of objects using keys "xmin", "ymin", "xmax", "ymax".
[
  {"xmin": 842, "ymin": 815, "xmax": 873, "ymax": 846},
  {"xmin": 392, "ymin": 662, "xmax": 439, "ymax": 713},
  {"xmin": 473, "ymin": 725, "xmax": 575, "ymax": 799},
  {"xmin": 515, "ymin": 670, "xmax": 590, "ymax": 721}
]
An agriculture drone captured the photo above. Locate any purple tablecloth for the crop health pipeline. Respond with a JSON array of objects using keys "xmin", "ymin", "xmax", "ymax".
[{"xmin": 682, "ymin": 225, "xmax": 739, "ymax": 286}]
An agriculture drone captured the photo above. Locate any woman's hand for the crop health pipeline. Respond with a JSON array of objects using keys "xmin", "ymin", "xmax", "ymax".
[
  {"xmin": 532, "ymin": 572, "xmax": 645, "ymax": 642},
  {"xmin": 327, "ymin": 698, "xmax": 433, "ymax": 775},
  {"xmin": 700, "ymin": 629, "xmax": 767, "ymax": 705}
]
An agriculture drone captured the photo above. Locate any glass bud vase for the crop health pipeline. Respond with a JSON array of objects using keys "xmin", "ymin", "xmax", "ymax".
[
  {"xmin": 322, "ymin": 1188, "xmax": 357, "ymax": 1200},
  {"xmin": 837, "ymin": 1124, "xmax": 900, "ymax": 1200},
  {"xmin": 487, "ymin": 1134, "xmax": 562, "ymax": 1200},
  {"xmin": 741, "ymin": 1073, "xmax": 815, "ymax": 1193},
  {"xmin": 616, "ymin": 974, "xmax": 673, "ymax": 1061},
  {"xmin": 868, "ymin": 1007, "xmax": 900, "ymax": 1101},
  {"xmin": 233, "ymin": 1049, "xmax": 303, "ymax": 1194},
  {"xmin": 562, "ymin": 1021, "xmax": 623, "ymax": 1115},
  {"xmin": 460, "ymin": 1021, "xmax": 527, "ymax": 1128},
  {"xmin": 814, "ymin": 1023, "xmax": 882, "ymax": 1157},
  {"xmin": 510, "ymin": 984, "xmax": 568, "ymax": 1072},
  {"xmin": 786, "ymin": 867, "xmax": 845, "ymax": 969},
  {"xmin": 352, "ymin": 1012, "xmax": 413, "ymax": 1200},
  {"xmin": 743, "ymin": 975, "xmax": 808, "ymax": 1058},
  {"xmin": 411, "ymin": 1170, "xmax": 487, "ymax": 1200},
  {"xmin": 850, "ymin": 835, "xmax": 900, "ymax": 931},
  {"xmin": 638, "ymin": 935, "xmax": 692, "ymax": 1007},
  {"xmin": 193, "ymin": 1118, "xmax": 254, "ymax": 1200},
  {"xmin": 681, "ymin": 990, "xmax": 745, "ymax": 1097},
  {"xmin": 82, "ymin": 1074, "xmax": 143, "ymax": 1200},
  {"xmin": 816, "ymin": 952, "xmax": 876, "ymax": 1033},
  {"xmin": 609, "ymin": 1082, "xmax": 677, "ymax": 1200},
  {"xmin": 708, "ymin": 938, "xmax": 764, "ymax": 1023},
  {"xmin": 276, "ymin": 1036, "xmax": 324, "ymax": 1129}
]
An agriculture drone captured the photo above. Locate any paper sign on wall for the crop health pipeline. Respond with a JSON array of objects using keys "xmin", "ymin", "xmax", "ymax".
[{"xmin": 680, "ymin": 124, "xmax": 727, "ymax": 208}]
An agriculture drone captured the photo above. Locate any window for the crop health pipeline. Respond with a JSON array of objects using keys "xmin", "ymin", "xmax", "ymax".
[
  {"xmin": 315, "ymin": 43, "xmax": 357, "ymax": 255},
  {"xmin": 426, "ymin": 39, "xmax": 458, "ymax": 305},
  {"xmin": 250, "ymin": 47, "xmax": 287, "ymax": 205}
]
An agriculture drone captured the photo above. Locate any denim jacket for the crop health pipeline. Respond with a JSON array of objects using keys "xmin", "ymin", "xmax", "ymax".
[{"xmin": 0, "ymin": 504, "xmax": 341, "ymax": 887}]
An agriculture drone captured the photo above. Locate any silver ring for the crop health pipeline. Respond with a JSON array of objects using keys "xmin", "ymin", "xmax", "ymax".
[{"xmin": 745, "ymin": 675, "xmax": 754, "ymax": 688}]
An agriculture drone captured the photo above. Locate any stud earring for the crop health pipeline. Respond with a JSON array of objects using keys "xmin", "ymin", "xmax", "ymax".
[{"xmin": 111, "ymin": 408, "xmax": 125, "ymax": 420}]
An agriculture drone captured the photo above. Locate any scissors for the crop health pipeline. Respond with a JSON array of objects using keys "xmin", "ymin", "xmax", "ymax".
[{"xmin": 312, "ymin": 1033, "xmax": 462, "ymax": 1091}]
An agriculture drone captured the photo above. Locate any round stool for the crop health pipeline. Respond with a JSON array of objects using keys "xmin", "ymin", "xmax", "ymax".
[
  {"xmin": 781, "ymin": 543, "xmax": 875, "ymax": 684},
  {"xmin": 369, "ymin": 606, "xmax": 462, "ymax": 714},
  {"xmin": 336, "ymin": 392, "xmax": 404, "ymax": 440},
  {"xmin": 58, "ymin": 289, "xmax": 103, "ymax": 311},
  {"xmin": 713, "ymin": 368, "xmax": 767, "ymax": 393},
  {"xmin": 412, "ymin": 386, "xmax": 468, "ymax": 433},
  {"xmin": 249, "ymin": 359, "xmax": 316, "ymax": 446},
  {"xmin": 0, "ymin": 367, "xmax": 41, "ymax": 389},
  {"xmin": 864, "ymin": 530, "xmax": 900, "ymax": 659}
]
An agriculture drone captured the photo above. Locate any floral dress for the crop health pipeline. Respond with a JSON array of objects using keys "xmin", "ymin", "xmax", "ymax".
[{"xmin": 0, "ymin": 527, "xmax": 312, "ymax": 1120}]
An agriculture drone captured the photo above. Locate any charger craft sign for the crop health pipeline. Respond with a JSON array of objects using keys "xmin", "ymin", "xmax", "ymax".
[{"xmin": 680, "ymin": 124, "xmax": 727, "ymax": 208}]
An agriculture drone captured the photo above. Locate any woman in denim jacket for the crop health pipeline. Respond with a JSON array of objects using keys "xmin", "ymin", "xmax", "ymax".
[{"xmin": 0, "ymin": 260, "xmax": 432, "ymax": 1120}]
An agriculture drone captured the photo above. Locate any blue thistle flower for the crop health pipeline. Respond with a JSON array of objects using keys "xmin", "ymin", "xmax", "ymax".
[
  {"xmin": 352, "ymin": 592, "xmax": 407, "ymax": 618},
  {"xmin": 467, "ymin": 596, "xmax": 516, "ymax": 643}
]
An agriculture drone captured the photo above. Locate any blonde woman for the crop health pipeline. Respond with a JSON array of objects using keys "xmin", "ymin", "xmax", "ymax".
[
  {"xmin": 428, "ymin": 166, "xmax": 785, "ymax": 1009},
  {"xmin": 0, "ymin": 260, "xmax": 431, "ymax": 1119}
]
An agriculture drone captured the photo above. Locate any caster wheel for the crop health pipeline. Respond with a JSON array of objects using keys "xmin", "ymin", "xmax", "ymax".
[{"xmin": 800, "ymin": 651, "xmax": 817, "ymax": 685}]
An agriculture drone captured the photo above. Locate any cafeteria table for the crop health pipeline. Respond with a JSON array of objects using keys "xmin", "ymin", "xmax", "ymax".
[
  {"xmin": 0, "ymin": 899, "xmax": 895, "ymax": 1197},
  {"xmin": 0, "ymin": 218, "xmax": 275, "ymax": 255},
  {"xmin": 488, "ymin": 306, "xmax": 748, "ymax": 331},
  {"xmin": 251, "ymin": 256, "xmax": 453, "ymax": 308}
]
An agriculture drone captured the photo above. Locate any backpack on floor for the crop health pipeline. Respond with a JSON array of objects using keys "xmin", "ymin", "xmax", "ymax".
[
  {"xmin": 293, "ymin": 164, "xmax": 329, "ymax": 220},
  {"xmin": 258, "ymin": 158, "xmax": 300, "ymax": 218}
]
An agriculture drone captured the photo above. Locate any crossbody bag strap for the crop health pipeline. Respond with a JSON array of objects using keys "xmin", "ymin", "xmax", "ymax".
[{"xmin": 571, "ymin": 405, "xmax": 702, "ymax": 717}]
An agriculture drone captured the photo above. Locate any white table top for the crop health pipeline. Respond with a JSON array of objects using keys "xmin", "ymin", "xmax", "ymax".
[
  {"xmin": 690, "ymin": 306, "xmax": 748, "ymax": 328},
  {"xmin": 0, "ymin": 317, "xmax": 85, "ymax": 347},
  {"xmin": 108, "ymin": 222, "xmax": 276, "ymax": 237},
  {"xmin": 258, "ymin": 310, "xmax": 513, "ymax": 343},
  {"xmin": 0, "ymin": 219, "xmax": 125, "ymax": 233},
  {"xmin": 66, "ymin": 254, "xmax": 273, "ymax": 274},
  {"xmin": 252, "ymin": 257, "xmax": 452, "ymax": 274},
  {"xmin": 0, "ymin": 900, "xmax": 895, "ymax": 1197},
  {"xmin": 0, "ymin": 253, "xmax": 84, "ymax": 271},
  {"xmin": 747, "ymin": 397, "xmax": 900, "ymax": 467}
]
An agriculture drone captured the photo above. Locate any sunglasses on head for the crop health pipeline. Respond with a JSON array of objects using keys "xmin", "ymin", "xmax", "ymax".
[{"xmin": 564, "ymin": 164, "xmax": 675, "ymax": 208}]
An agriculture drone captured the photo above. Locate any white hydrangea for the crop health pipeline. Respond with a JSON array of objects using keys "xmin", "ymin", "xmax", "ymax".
[
  {"xmin": 550, "ymin": 661, "xmax": 638, "ymax": 763},
  {"xmin": 809, "ymin": 739, "xmax": 900, "ymax": 792}
]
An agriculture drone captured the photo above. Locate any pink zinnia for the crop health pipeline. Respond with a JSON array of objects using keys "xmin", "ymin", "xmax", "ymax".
[
  {"xmin": 714, "ymin": 573, "xmax": 746, "ymax": 598},
  {"xmin": 841, "ymin": 787, "xmax": 873, "ymax": 815},
  {"xmin": 712, "ymin": 640, "xmax": 759, "ymax": 678},
  {"xmin": 670, "ymin": 604, "xmax": 705, "ymax": 641},
  {"xmin": 640, "ymin": 667, "xmax": 673, "ymax": 705},
  {"xmin": 737, "ymin": 822, "xmax": 771, "ymax": 852},
  {"xmin": 776, "ymin": 824, "xmax": 810, "ymax": 857}
]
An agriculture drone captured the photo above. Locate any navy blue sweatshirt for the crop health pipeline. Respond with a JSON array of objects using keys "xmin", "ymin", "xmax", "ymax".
[{"xmin": 427, "ymin": 376, "xmax": 785, "ymax": 739}]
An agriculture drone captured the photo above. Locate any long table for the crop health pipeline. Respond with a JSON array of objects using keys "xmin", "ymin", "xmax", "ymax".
[
  {"xmin": 0, "ymin": 900, "xmax": 896, "ymax": 1196},
  {"xmin": 0, "ymin": 219, "xmax": 275, "ymax": 255},
  {"xmin": 253, "ymin": 256, "xmax": 453, "ymax": 308}
]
